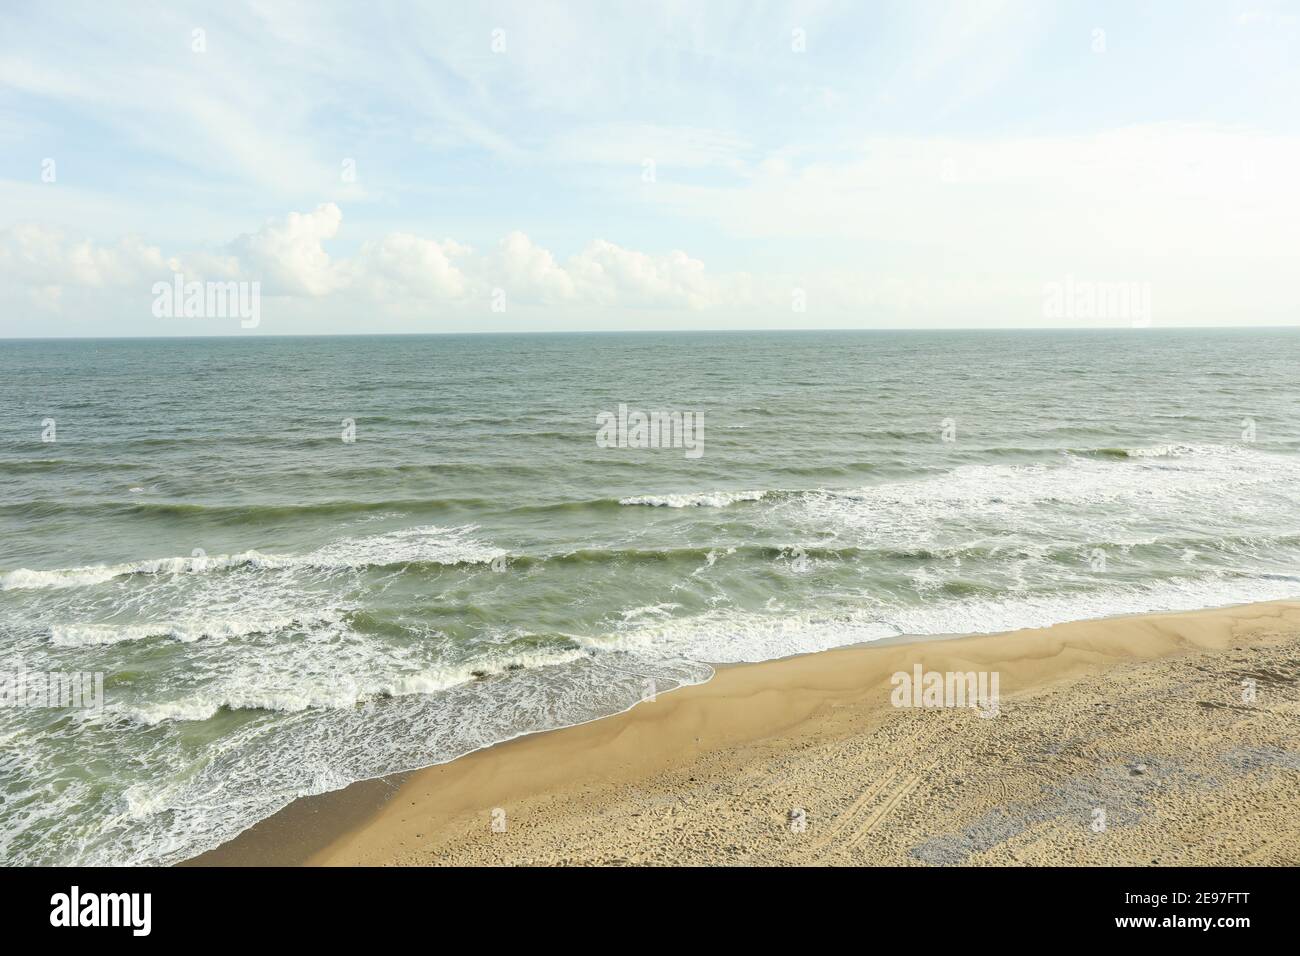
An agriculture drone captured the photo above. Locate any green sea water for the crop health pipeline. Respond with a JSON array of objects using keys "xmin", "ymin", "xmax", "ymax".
[{"xmin": 2, "ymin": 329, "xmax": 1298, "ymax": 864}]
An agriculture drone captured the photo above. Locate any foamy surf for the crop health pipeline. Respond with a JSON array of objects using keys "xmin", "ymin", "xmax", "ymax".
[
  {"xmin": 113, "ymin": 644, "xmax": 594, "ymax": 726},
  {"xmin": 591, "ymin": 575, "xmax": 1300, "ymax": 664},
  {"xmin": 618, "ymin": 490, "xmax": 768, "ymax": 508},
  {"xmin": 1, "ymin": 524, "xmax": 504, "ymax": 591},
  {"xmin": 49, "ymin": 609, "xmax": 347, "ymax": 647}
]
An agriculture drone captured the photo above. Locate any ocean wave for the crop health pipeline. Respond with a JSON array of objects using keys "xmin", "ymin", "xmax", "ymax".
[
  {"xmin": 619, "ymin": 490, "xmax": 768, "ymax": 508},
  {"xmin": 620, "ymin": 602, "xmax": 682, "ymax": 621},
  {"xmin": 49, "ymin": 610, "xmax": 346, "ymax": 647},
  {"xmin": 23, "ymin": 520, "xmax": 1295, "ymax": 596},
  {"xmin": 1071, "ymin": 443, "xmax": 1200, "ymax": 459},
  {"xmin": 3, "ymin": 551, "xmax": 290, "ymax": 590},
  {"xmin": 585, "ymin": 607, "xmax": 900, "ymax": 661},
  {"xmin": 0, "ymin": 496, "xmax": 461, "ymax": 523},
  {"xmin": 2, "ymin": 525, "xmax": 503, "ymax": 591},
  {"xmin": 795, "ymin": 443, "xmax": 1297, "ymax": 535},
  {"xmin": 1124, "ymin": 443, "xmax": 1194, "ymax": 458},
  {"xmin": 115, "ymin": 645, "xmax": 592, "ymax": 725},
  {"xmin": 303, "ymin": 524, "xmax": 503, "ymax": 569},
  {"xmin": 588, "ymin": 575, "xmax": 1300, "ymax": 663}
]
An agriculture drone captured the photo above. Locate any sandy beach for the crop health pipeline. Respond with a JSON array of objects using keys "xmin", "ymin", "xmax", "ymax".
[{"xmin": 193, "ymin": 600, "xmax": 1300, "ymax": 866}]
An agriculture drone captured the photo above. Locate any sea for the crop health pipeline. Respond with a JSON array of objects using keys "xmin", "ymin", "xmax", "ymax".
[{"xmin": 1, "ymin": 329, "xmax": 1298, "ymax": 864}]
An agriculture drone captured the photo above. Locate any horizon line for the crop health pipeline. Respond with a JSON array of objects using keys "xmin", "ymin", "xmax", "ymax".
[{"xmin": 3, "ymin": 324, "xmax": 1297, "ymax": 343}]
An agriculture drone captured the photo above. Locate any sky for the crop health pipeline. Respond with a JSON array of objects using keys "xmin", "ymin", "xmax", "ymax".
[{"xmin": 1, "ymin": 0, "xmax": 1298, "ymax": 336}]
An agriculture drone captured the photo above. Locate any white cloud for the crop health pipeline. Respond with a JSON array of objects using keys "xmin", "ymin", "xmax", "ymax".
[
  {"xmin": 351, "ymin": 232, "xmax": 470, "ymax": 302},
  {"xmin": 0, "ymin": 223, "xmax": 167, "ymax": 288},
  {"xmin": 490, "ymin": 231, "xmax": 575, "ymax": 303},
  {"xmin": 0, "ymin": 207, "xmax": 765, "ymax": 325},
  {"xmin": 568, "ymin": 240, "xmax": 751, "ymax": 309},
  {"xmin": 229, "ymin": 203, "xmax": 344, "ymax": 296}
]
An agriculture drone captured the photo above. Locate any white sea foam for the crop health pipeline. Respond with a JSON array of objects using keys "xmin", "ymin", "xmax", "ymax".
[
  {"xmin": 115, "ymin": 644, "xmax": 591, "ymax": 726},
  {"xmin": 1123, "ymin": 443, "xmax": 1197, "ymax": 458},
  {"xmin": 303, "ymin": 524, "xmax": 504, "ymax": 569},
  {"xmin": 592, "ymin": 575, "xmax": 1300, "ymax": 664},
  {"xmin": 786, "ymin": 443, "xmax": 1300, "ymax": 551},
  {"xmin": 620, "ymin": 602, "xmax": 682, "ymax": 621},
  {"xmin": 2, "ymin": 525, "xmax": 503, "ymax": 591},
  {"xmin": 588, "ymin": 607, "xmax": 900, "ymax": 661},
  {"xmin": 619, "ymin": 490, "xmax": 767, "ymax": 508},
  {"xmin": 19, "ymin": 647, "xmax": 711, "ymax": 867},
  {"xmin": 0, "ymin": 553, "xmax": 280, "ymax": 591},
  {"xmin": 49, "ymin": 610, "xmax": 345, "ymax": 647},
  {"xmin": 602, "ymin": 445, "xmax": 1289, "ymax": 520}
]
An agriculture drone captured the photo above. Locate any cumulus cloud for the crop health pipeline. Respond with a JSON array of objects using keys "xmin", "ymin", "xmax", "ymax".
[
  {"xmin": 350, "ymin": 233, "xmax": 471, "ymax": 302},
  {"xmin": 229, "ymin": 203, "xmax": 344, "ymax": 296},
  {"xmin": 482, "ymin": 231, "xmax": 757, "ymax": 309},
  {"xmin": 491, "ymin": 231, "xmax": 576, "ymax": 303},
  {"xmin": 568, "ymin": 240, "xmax": 749, "ymax": 309},
  {"xmin": 0, "ymin": 223, "xmax": 173, "ymax": 313},
  {"xmin": 0, "ymin": 223, "xmax": 168, "ymax": 288},
  {"xmin": 0, "ymin": 206, "xmax": 762, "ymax": 322}
]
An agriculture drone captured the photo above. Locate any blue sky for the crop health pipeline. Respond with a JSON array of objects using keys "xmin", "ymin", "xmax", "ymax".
[{"xmin": 1, "ymin": 0, "xmax": 1298, "ymax": 335}]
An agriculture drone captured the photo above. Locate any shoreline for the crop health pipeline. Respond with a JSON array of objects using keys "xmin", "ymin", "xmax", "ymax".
[{"xmin": 191, "ymin": 599, "xmax": 1300, "ymax": 866}]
